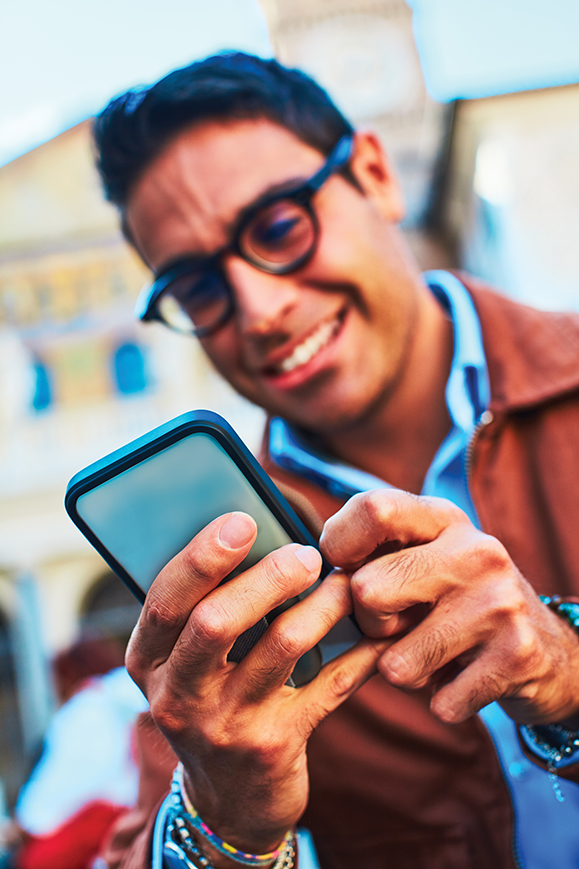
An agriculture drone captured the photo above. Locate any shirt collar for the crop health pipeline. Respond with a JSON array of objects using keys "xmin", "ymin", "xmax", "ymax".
[
  {"xmin": 424, "ymin": 270, "xmax": 490, "ymax": 432},
  {"xmin": 269, "ymin": 271, "xmax": 490, "ymax": 497}
]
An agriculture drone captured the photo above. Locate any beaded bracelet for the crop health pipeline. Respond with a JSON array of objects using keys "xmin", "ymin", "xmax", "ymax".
[
  {"xmin": 166, "ymin": 816, "xmax": 296, "ymax": 869},
  {"xmin": 166, "ymin": 815, "xmax": 212, "ymax": 868},
  {"xmin": 519, "ymin": 722, "xmax": 579, "ymax": 803},
  {"xmin": 518, "ymin": 595, "xmax": 579, "ymax": 801},
  {"xmin": 539, "ymin": 594, "xmax": 579, "ymax": 632},
  {"xmin": 173, "ymin": 763, "xmax": 294, "ymax": 867}
]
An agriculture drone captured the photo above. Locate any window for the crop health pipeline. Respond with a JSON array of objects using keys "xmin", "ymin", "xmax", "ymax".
[
  {"xmin": 112, "ymin": 342, "xmax": 148, "ymax": 395},
  {"xmin": 31, "ymin": 358, "xmax": 52, "ymax": 411}
]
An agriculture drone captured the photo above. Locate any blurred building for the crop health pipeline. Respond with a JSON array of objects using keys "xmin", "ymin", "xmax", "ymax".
[
  {"xmin": 432, "ymin": 84, "xmax": 579, "ymax": 312},
  {"xmin": 0, "ymin": 121, "xmax": 264, "ymax": 803},
  {"xmin": 259, "ymin": 0, "xmax": 448, "ymax": 231},
  {"xmin": 260, "ymin": 0, "xmax": 579, "ymax": 310}
]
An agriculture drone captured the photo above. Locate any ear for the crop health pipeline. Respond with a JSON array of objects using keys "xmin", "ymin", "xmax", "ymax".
[{"xmin": 348, "ymin": 130, "xmax": 406, "ymax": 223}]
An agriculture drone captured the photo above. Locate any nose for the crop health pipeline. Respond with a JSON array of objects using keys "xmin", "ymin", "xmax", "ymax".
[{"xmin": 222, "ymin": 254, "xmax": 300, "ymax": 336}]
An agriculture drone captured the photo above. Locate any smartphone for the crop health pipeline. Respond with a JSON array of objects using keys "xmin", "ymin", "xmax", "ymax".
[{"xmin": 65, "ymin": 410, "xmax": 355, "ymax": 685}]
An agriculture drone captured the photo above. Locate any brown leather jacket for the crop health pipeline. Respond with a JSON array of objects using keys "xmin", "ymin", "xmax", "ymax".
[{"xmin": 102, "ymin": 279, "xmax": 579, "ymax": 869}]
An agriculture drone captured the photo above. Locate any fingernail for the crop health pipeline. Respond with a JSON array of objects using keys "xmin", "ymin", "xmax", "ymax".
[
  {"xmin": 219, "ymin": 513, "xmax": 255, "ymax": 549},
  {"xmin": 431, "ymin": 698, "xmax": 456, "ymax": 723},
  {"xmin": 295, "ymin": 545, "xmax": 322, "ymax": 572},
  {"xmin": 380, "ymin": 653, "xmax": 406, "ymax": 684}
]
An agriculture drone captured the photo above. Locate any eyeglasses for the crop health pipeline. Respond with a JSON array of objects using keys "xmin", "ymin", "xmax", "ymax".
[{"xmin": 134, "ymin": 135, "xmax": 354, "ymax": 337}]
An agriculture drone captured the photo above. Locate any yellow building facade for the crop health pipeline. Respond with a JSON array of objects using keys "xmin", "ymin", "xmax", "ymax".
[{"xmin": 0, "ymin": 121, "xmax": 264, "ymax": 802}]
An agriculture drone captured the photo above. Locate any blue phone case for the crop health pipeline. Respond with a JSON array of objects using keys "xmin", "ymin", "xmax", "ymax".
[{"xmin": 65, "ymin": 409, "xmax": 332, "ymax": 684}]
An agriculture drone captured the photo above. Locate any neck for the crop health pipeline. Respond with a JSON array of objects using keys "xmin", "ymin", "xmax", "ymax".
[{"xmin": 322, "ymin": 285, "xmax": 453, "ymax": 493}]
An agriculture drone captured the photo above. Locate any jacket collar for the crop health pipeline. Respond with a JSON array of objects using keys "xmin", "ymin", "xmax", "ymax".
[{"xmin": 458, "ymin": 272, "xmax": 579, "ymax": 413}]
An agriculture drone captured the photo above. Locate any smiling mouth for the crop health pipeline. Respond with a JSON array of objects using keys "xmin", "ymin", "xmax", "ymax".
[{"xmin": 270, "ymin": 311, "xmax": 346, "ymax": 375}]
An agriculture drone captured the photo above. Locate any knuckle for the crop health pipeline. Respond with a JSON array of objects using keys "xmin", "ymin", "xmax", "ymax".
[
  {"xmin": 188, "ymin": 600, "xmax": 228, "ymax": 646},
  {"xmin": 149, "ymin": 694, "xmax": 187, "ymax": 738},
  {"xmin": 179, "ymin": 541, "xmax": 219, "ymax": 580},
  {"xmin": 350, "ymin": 570, "xmax": 375, "ymax": 606},
  {"xmin": 511, "ymin": 623, "xmax": 542, "ymax": 670},
  {"xmin": 496, "ymin": 581, "xmax": 527, "ymax": 630},
  {"xmin": 200, "ymin": 719, "xmax": 233, "ymax": 751},
  {"xmin": 480, "ymin": 581, "xmax": 523, "ymax": 622},
  {"xmin": 124, "ymin": 644, "xmax": 145, "ymax": 686},
  {"xmin": 481, "ymin": 576, "xmax": 528, "ymax": 628},
  {"xmin": 266, "ymin": 622, "xmax": 304, "ymax": 661},
  {"xmin": 246, "ymin": 731, "xmax": 284, "ymax": 768},
  {"xmin": 326, "ymin": 662, "xmax": 357, "ymax": 699},
  {"xmin": 477, "ymin": 534, "xmax": 513, "ymax": 574},
  {"xmin": 359, "ymin": 489, "xmax": 394, "ymax": 528},
  {"xmin": 144, "ymin": 595, "xmax": 181, "ymax": 632},
  {"xmin": 516, "ymin": 680, "xmax": 540, "ymax": 704},
  {"xmin": 262, "ymin": 550, "xmax": 292, "ymax": 591}
]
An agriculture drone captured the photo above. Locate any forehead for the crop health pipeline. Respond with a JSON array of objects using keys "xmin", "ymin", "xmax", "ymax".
[{"xmin": 125, "ymin": 118, "xmax": 326, "ymax": 270}]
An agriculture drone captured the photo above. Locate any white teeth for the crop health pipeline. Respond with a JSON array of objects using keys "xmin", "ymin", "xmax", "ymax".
[{"xmin": 278, "ymin": 319, "xmax": 337, "ymax": 373}]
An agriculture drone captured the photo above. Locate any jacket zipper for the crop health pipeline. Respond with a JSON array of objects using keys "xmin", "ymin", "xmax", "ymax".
[{"xmin": 464, "ymin": 409, "xmax": 494, "ymax": 483}]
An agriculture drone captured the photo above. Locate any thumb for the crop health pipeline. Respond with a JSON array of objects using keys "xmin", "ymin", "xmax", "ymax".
[{"xmin": 298, "ymin": 637, "xmax": 392, "ymax": 733}]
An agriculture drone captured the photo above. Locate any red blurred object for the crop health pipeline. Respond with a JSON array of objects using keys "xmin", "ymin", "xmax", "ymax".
[
  {"xmin": 17, "ymin": 800, "xmax": 126, "ymax": 869},
  {"xmin": 52, "ymin": 637, "xmax": 125, "ymax": 704}
]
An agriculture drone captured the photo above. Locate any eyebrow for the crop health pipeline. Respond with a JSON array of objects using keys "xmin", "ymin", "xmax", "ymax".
[{"xmin": 155, "ymin": 173, "xmax": 310, "ymax": 277}]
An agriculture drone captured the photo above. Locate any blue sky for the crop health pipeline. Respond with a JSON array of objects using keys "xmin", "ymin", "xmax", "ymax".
[
  {"xmin": 0, "ymin": 0, "xmax": 272, "ymax": 166},
  {"xmin": 1, "ymin": 0, "xmax": 579, "ymax": 167},
  {"xmin": 409, "ymin": 0, "xmax": 579, "ymax": 101}
]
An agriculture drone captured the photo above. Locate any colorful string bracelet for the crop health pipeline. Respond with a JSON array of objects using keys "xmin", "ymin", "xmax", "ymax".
[{"xmin": 173, "ymin": 763, "xmax": 294, "ymax": 867}]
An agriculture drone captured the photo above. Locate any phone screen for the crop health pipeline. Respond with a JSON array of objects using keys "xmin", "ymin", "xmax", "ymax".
[{"xmin": 75, "ymin": 432, "xmax": 293, "ymax": 595}]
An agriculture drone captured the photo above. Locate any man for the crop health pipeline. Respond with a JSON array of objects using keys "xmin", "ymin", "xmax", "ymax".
[{"xmin": 93, "ymin": 53, "xmax": 579, "ymax": 869}]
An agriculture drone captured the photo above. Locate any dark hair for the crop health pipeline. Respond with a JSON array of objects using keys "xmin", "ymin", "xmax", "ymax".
[{"xmin": 93, "ymin": 51, "xmax": 354, "ymax": 211}]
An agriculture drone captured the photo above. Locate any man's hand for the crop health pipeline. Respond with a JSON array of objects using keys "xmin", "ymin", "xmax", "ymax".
[
  {"xmin": 319, "ymin": 490, "xmax": 579, "ymax": 726},
  {"xmin": 126, "ymin": 511, "xmax": 385, "ymax": 864}
]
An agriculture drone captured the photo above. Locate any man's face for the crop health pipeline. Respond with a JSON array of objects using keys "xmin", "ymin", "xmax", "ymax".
[{"xmin": 126, "ymin": 119, "xmax": 422, "ymax": 435}]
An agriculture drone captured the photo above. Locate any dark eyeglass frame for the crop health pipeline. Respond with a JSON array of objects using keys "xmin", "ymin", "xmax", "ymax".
[{"xmin": 134, "ymin": 134, "xmax": 354, "ymax": 337}]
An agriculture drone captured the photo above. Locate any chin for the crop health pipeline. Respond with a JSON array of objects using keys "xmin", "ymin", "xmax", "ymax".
[
  {"xmin": 242, "ymin": 373, "xmax": 381, "ymax": 433},
  {"xmin": 284, "ymin": 396, "xmax": 372, "ymax": 434}
]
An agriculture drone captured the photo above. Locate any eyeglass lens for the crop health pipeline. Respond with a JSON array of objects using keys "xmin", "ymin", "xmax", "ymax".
[
  {"xmin": 240, "ymin": 199, "xmax": 316, "ymax": 270},
  {"xmin": 157, "ymin": 269, "xmax": 230, "ymax": 335},
  {"xmin": 159, "ymin": 199, "xmax": 316, "ymax": 334}
]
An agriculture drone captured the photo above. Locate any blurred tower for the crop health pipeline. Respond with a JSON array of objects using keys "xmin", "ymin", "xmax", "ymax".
[{"xmin": 259, "ymin": 0, "xmax": 447, "ymax": 228}]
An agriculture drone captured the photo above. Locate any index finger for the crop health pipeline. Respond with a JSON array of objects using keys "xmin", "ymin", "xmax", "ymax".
[
  {"xmin": 128, "ymin": 511, "xmax": 257, "ymax": 672},
  {"xmin": 319, "ymin": 489, "xmax": 468, "ymax": 568}
]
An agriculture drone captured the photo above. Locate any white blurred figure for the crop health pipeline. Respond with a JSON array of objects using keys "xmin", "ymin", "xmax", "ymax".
[{"xmin": 13, "ymin": 640, "xmax": 147, "ymax": 869}]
